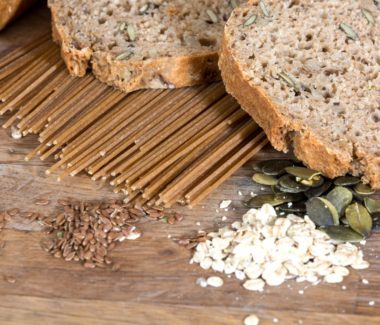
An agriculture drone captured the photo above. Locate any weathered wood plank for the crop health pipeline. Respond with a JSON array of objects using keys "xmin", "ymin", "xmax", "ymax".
[{"xmin": 0, "ymin": 5, "xmax": 379, "ymax": 325}]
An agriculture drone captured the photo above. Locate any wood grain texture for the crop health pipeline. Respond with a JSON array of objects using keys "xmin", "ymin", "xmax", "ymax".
[{"xmin": 0, "ymin": 6, "xmax": 379, "ymax": 325}]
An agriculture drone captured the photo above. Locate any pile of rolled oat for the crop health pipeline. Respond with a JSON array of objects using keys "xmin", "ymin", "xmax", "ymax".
[{"xmin": 191, "ymin": 204, "xmax": 369, "ymax": 291}]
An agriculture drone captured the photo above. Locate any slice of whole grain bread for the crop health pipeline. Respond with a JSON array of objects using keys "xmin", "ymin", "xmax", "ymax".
[
  {"xmin": 220, "ymin": 0, "xmax": 380, "ymax": 188},
  {"xmin": 48, "ymin": 0, "xmax": 239, "ymax": 92}
]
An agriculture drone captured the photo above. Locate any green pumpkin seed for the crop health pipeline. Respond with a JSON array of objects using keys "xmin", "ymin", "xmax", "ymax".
[
  {"xmin": 244, "ymin": 15, "xmax": 257, "ymax": 27},
  {"xmin": 271, "ymin": 185, "xmax": 282, "ymax": 194},
  {"xmin": 364, "ymin": 197, "xmax": 380, "ymax": 214},
  {"xmin": 278, "ymin": 71, "xmax": 300, "ymax": 93},
  {"xmin": 351, "ymin": 190, "xmax": 364, "ymax": 203},
  {"xmin": 354, "ymin": 182, "xmax": 375, "ymax": 196},
  {"xmin": 334, "ymin": 176, "xmax": 361, "ymax": 186},
  {"xmin": 322, "ymin": 226, "xmax": 364, "ymax": 242},
  {"xmin": 326, "ymin": 186, "xmax": 353, "ymax": 217},
  {"xmin": 252, "ymin": 173, "xmax": 278, "ymax": 186},
  {"xmin": 259, "ymin": 0, "xmax": 270, "ymax": 17},
  {"xmin": 230, "ymin": 0, "xmax": 238, "ymax": 8},
  {"xmin": 261, "ymin": 159, "xmax": 294, "ymax": 176},
  {"xmin": 246, "ymin": 194, "xmax": 284, "ymax": 208},
  {"xmin": 127, "ymin": 24, "xmax": 136, "ymax": 41},
  {"xmin": 278, "ymin": 201, "xmax": 306, "ymax": 214},
  {"xmin": 276, "ymin": 193, "xmax": 305, "ymax": 202},
  {"xmin": 285, "ymin": 166, "xmax": 321, "ymax": 180},
  {"xmin": 139, "ymin": 4, "xmax": 149, "ymax": 14},
  {"xmin": 279, "ymin": 174, "xmax": 309, "ymax": 193},
  {"xmin": 339, "ymin": 23, "xmax": 359, "ymax": 40},
  {"xmin": 306, "ymin": 197, "xmax": 339, "ymax": 226},
  {"xmin": 116, "ymin": 50, "xmax": 133, "ymax": 60},
  {"xmin": 362, "ymin": 8, "xmax": 375, "ymax": 25},
  {"xmin": 305, "ymin": 180, "xmax": 332, "ymax": 198},
  {"xmin": 246, "ymin": 193, "xmax": 304, "ymax": 208},
  {"xmin": 345, "ymin": 203, "xmax": 373, "ymax": 237},
  {"xmin": 252, "ymin": 160, "xmax": 266, "ymax": 172},
  {"xmin": 275, "ymin": 184, "xmax": 299, "ymax": 193},
  {"xmin": 206, "ymin": 9, "xmax": 218, "ymax": 23}
]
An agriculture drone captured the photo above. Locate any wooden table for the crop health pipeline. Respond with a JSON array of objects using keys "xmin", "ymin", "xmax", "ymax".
[{"xmin": 0, "ymin": 6, "xmax": 379, "ymax": 325}]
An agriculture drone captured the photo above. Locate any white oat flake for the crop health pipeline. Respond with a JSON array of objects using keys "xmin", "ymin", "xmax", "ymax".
[
  {"xmin": 206, "ymin": 276, "xmax": 224, "ymax": 287},
  {"xmin": 196, "ymin": 277, "xmax": 208, "ymax": 288},
  {"xmin": 219, "ymin": 200, "xmax": 232, "ymax": 209},
  {"xmin": 244, "ymin": 314, "xmax": 260, "ymax": 325}
]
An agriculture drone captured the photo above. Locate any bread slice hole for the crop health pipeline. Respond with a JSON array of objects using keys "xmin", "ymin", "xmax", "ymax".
[
  {"xmin": 372, "ymin": 113, "xmax": 380, "ymax": 123},
  {"xmin": 287, "ymin": 0, "xmax": 300, "ymax": 8},
  {"xmin": 198, "ymin": 37, "xmax": 217, "ymax": 47},
  {"xmin": 98, "ymin": 18, "xmax": 106, "ymax": 25}
]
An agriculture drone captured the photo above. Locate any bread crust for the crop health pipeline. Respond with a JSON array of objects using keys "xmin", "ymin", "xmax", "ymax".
[
  {"xmin": 219, "ymin": 31, "xmax": 380, "ymax": 188},
  {"xmin": 49, "ymin": 6, "xmax": 220, "ymax": 93},
  {"xmin": 0, "ymin": 0, "xmax": 36, "ymax": 30}
]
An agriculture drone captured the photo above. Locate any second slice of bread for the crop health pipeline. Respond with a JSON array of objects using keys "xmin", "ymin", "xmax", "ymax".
[{"xmin": 220, "ymin": 0, "xmax": 380, "ymax": 187}]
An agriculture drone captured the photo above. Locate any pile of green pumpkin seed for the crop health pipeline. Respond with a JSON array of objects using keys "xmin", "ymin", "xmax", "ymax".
[{"xmin": 247, "ymin": 159, "xmax": 380, "ymax": 242}]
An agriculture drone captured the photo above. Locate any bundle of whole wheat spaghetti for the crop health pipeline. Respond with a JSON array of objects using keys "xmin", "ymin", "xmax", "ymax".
[{"xmin": 0, "ymin": 35, "xmax": 267, "ymax": 208}]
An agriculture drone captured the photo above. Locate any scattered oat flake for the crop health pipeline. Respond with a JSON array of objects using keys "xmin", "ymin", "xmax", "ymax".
[
  {"xmin": 273, "ymin": 318, "xmax": 279, "ymax": 323},
  {"xmin": 222, "ymin": 216, "xmax": 227, "ymax": 221},
  {"xmin": 206, "ymin": 276, "xmax": 224, "ymax": 287},
  {"xmin": 219, "ymin": 200, "xmax": 232, "ymax": 209},
  {"xmin": 196, "ymin": 222, "xmax": 201, "ymax": 226},
  {"xmin": 196, "ymin": 277, "xmax": 208, "ymax": 288},
  {"xmin": 238, "ymin": 191, "xmax": 243, "ymax": 196},
  {"xmin": 298, "ymin": 290, "xmax": 304, "ymax": 295},
  {"xmin": 244, "ymin": 314, "xmax": 259, "ymax": 325},
  {"xmin": 369, "ymin": 301, "xmax": 375, "ymax": 306},
  {"xmin": 362, "ymin": 279, "xmax": 369, "ymax": 285},
  {"xmin": 126, "ymin": 231, "xmax": 141, "ymax": 240},
  {"xmin": 342, "ymin": 285, "xmax": 347, "ymax": 290},
  {"xmin": 11, "ymin": 126, "xmax": 22, "ymax": 139}
]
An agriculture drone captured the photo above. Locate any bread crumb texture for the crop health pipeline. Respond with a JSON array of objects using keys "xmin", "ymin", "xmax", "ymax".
[{"xmin": 220, "ymin": 0, "xmax": 380, "ymax": 188}]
